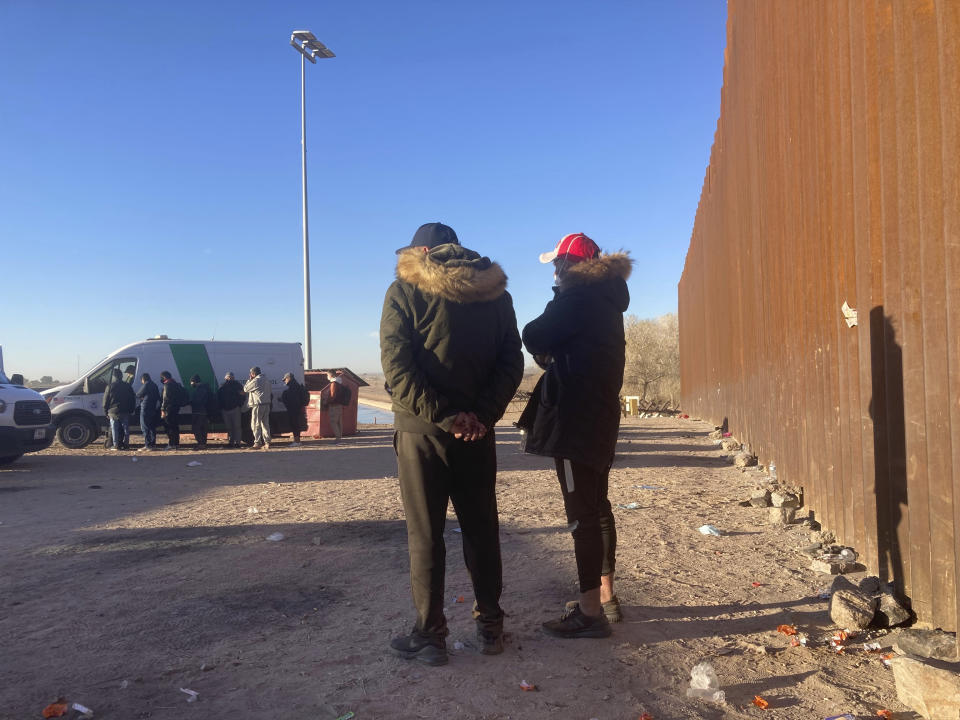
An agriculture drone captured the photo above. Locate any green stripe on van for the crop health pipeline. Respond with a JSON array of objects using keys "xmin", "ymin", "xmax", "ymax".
[{"xmin": 170, "ymin": 344, "xmax": 219, "ymax": 392}]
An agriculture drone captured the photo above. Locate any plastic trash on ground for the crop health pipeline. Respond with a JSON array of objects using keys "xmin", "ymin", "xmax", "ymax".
[
  {"xmin": 752, "ymin": 695, "xmax": 769, "ymax": 709},
  {"xmin": 617, "ymin": 502, "xmax": 642, "ymax": 510},
  {"xmin": 698, "ymin": 524, "xmax": 723, "ymax": 536},
  {"xmin": 685, "ymin": 661, "xmax": 725, "ymax": 703},
  {"xmin": 335, "ymin": 713, "xmax": 355, "ymax": 720},
  {"xmin": 186, "ymin": 460, "xmax": 202, "ymax": 467},
  {"xmin": 42, "ymin": 703, "xmax": 68, "ymax": 718},
  {"xmin": 824, "ymin": 715, "xmax": 855, "ymax": 720},
  {"xmin": 519, "ymin": 680, "xmax": 537, "ymax": 691},
  {"xmin": 266, "ymin": 532, "xmax": 285, "ymax": 542},
  {"xmin": 179, "ymin": 687, "xmax": 199, "ymax": 702},
  {"xmin": 72, "ymin": 703, "xmax": 94, "ymax": 718}
]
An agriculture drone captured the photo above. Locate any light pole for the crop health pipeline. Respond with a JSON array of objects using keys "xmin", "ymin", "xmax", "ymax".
[{"xmin": 290, "ymin": 30, "xmax": 335, "ymax": 370}]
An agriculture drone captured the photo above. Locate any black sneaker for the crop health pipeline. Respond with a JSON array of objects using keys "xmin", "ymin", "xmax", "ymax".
[
  {"xmin": 390, "ymin": 632, "xmax": 448, "ymax": 666},
  {"xmin": 566, "ymin": 595, "xmax": 623, "ymax": 623},
  {"xmin": 543, "ymin": 604, "xmax": 612, "ymax": 639},
  {"xmin": 476, "ymin": 627, "xmax": 504, "ymax": 655}
]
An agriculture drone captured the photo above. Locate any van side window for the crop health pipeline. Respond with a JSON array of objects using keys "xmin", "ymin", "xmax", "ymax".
[{"xmin": 86, "ymin": 357, "xmax": 137, "ymax": 395}]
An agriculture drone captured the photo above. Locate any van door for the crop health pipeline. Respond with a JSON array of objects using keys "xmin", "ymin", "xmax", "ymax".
[{"xmin": 74, "ymin": 356, "xmax": 139, "ymax": 416}]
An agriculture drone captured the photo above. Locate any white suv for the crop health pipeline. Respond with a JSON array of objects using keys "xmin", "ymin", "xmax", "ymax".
[{"xmin": 0, "ymin": 363, "xmax": 55, "ymax": 465}]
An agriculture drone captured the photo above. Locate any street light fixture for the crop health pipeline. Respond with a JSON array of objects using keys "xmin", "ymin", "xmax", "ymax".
[{"xmin": 290, "ymin": 30, "xmax": 335, "ymax": 370}]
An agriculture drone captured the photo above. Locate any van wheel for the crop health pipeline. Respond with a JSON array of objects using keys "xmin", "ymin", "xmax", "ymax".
[
  {"xmin": 0, "ymin": 455, "xmax": 22, "ymax": 466},
  {"xmin": 57, "ymin": 415, "xmax": 98, "ymax": 449}
]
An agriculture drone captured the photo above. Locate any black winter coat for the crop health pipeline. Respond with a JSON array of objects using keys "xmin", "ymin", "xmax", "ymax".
[
  {"xmin": 190, "ymin": 382, "xmax": 213, "ymax": 415},
  {"xmin": 281, "ymin": 379, "xmax": 309, "ymax": 411},
  {"xmin": 103, "ymin": 379, "xmax": 137, "ymax": 417},
  {"xmin": 217, "ymin": 379, "xmax": 245, "ymax": 411},
  {"xmin": 136, "ymin": 380, "xmax": 161, "ymax": 414},
  {"xmin": 380, "ymin": 244, "xmax": 524, "ymax": 434},
  {"xmin": 518, "ymin": 253, "xmax": 632, "ymax": 470}
]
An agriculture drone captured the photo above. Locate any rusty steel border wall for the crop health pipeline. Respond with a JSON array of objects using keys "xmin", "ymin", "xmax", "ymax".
[{"xmin": 679, "ymin": 1, "xmax": 959, "ymax": 632}]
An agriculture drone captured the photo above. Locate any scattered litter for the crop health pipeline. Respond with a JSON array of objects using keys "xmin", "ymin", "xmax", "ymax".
[
  {"xmin": 131, "ymin": 456, "xmax": 138, "ymax": 463},
  {"xmin": 752, "ymin": 696, "xmax": 769, "ymax": 709},
  {"xmin": 266, "ymin": 532, "xmax": 285, "ymax": 542},
  {"xmin": 186, "ymin": 460, "xmax": 202, "ymax": 467},
  {"xmin": 72, "ymin": 703, "xmax": 94, "ymax": 718},
  {"xmin": 633, "ymin": 485, "xmax": 665, "ymax": 490},
  {"xmin": 777, "ymin": 624, "xmax": 798, "ymax": 636},
  {"xmin": 455, "ymin": 595, "xmax": 465, "ymax": 603},
  {"xmin": 863, "ymin": 641, "xmax": 882, "ymax": 652},
  {"xmin": 335, "ymin": 713, "xmax": 355, "ymax": 720},
  {"xmin": 830, "ymin": 630, "xmax": 849, "ymax": 654},
  {"xmin": 751, "ymin": 582, "xmax": 765, "ymax": 587},
  {"xmin": 247, "ymin": 507, "xmax": 259, "ymax": 514},
  {"xmin": 881, "ymin": 652, "xmax": 895, "ymax": 667},
  {"xmin": 452, "ymin": 527, "xmax": 463, "ymax": 533},
  {"xmin": 680, "ymin": 413, "xmax": 689, "ymax": 419},
  {"xmin": 685, "ymin": 661, "xmax": 725, "ymax": 704},
  {"xmin": 824, "ymin": 715, "xmax": 854, "ymax": 720},
  {"xmin": 179, "ymin": 687, "xmax": 199, "ymax": 702},
  {"xmin": 42, "ymin": 703, "xmax": 68, "ymax": 718},
  {"xmin": 120, "ymin": 680, "xmax": 129, "ymax": 689},
  {"xmin": 876, "ymin": 711, "xmax": 893, "ymax": 719},
  {"xmin": 722, "ymin": 432, "xmax": 732, "ymax": 437},
  {"xmin": 519, "ymin": 680, "xmax": 537, "ymax": 692},
  {"xmin": 790, "ymin": 634, "xmax": 809, "ymax": 647},
  {"xmin": 698, "ymin": 524, "xmax": 723, "ymax": 536},
  {"xmin": 639, "ymin": 714, "xmax": 654, "ymax": 720},
  {"xmin": 617, "ymin": 502, "xmax": 642, "ymax": 510},
  {"xmin": 818, "ymin": 588, "xmax": 832, "ymax": 600},
  {"xmin": 453, "ymin": 641, "xmax": 465, "ymax": 650}
]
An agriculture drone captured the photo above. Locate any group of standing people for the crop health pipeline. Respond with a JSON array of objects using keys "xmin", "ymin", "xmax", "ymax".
[
  {"xmin": 380, "ymin": 222, "xmax": 632, "ymax": 666},
  {"xmin": 102, "ymin": 365, "xmax": 343, "ymax": 451}
]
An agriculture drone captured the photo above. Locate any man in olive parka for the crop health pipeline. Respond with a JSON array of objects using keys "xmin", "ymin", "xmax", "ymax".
[{"xmin": 380, "ymin": 222, "xmax": 523, "ymax": 666}]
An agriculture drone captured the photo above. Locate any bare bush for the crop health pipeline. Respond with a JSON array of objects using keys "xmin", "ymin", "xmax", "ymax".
[{"xmin": 623, "ymin": 313, "xmax": 679, "ymax": 404}]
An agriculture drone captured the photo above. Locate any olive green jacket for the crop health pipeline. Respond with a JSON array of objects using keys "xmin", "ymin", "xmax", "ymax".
[{"xmin": 380, "ymin": 244, "xmax": 523, "ymax": 434}]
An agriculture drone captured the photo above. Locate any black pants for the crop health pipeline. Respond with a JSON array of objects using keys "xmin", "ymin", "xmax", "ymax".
[
  {"xmin": 286, "ymin": 408, "xmax": 304, "ymax": 441},
  {"xmin": 165, "ymin": 408, "xmax": 181, "ymax": 447},
  {"xmin": 191, "ymin": 413, "xmax": 209, "ymax": 445},
  {"xmin": 556, "ymin": 458, "xmax": 617, "ymax": 593},
  {"xmin": 395, "ymin": 429, "xmax": 504, "ymax": 639}
]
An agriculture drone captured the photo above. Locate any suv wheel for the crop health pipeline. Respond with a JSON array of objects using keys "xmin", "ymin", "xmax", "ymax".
[{"xmin": 57, "ymin": 415, "xmax": 98, "ymax": 449}]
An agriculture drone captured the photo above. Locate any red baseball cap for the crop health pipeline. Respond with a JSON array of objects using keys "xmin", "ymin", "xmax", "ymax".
[{"xmin": 539, "ymin": 233, "xmax": 600, "ymax": 263}]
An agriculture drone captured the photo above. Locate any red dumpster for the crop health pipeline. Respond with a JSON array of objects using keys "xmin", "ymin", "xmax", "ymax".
[{"xmin": 304, "ymin": 368, "xmax": 368, "ymax": 438}]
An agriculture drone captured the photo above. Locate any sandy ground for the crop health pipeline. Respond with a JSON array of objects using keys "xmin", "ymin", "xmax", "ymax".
[{"xmin": 0, "ymin": 401, "xmax": 915, "ymax": 720}]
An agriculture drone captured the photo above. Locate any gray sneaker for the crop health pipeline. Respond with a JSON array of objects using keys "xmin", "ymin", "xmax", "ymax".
[
  {"xmin": 543, "ymin": 604, "xmax": 612, "ymax": 639},
  {"xmin": 566, "ymin": 595, "xmax": 623, "ymax": 623}
]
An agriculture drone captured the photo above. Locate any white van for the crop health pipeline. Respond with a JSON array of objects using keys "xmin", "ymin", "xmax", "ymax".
[
  {"xmin": 0, "ymin": 347, "xmax": 55, "ymax": 464},
  {"xmin": 41, "ymin": 337, "xmax": 304, "ymax": 448}
]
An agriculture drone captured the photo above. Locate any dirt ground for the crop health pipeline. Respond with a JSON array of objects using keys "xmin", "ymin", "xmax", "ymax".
[{"xmin": 0, "ymin": 397, "xmax": 916, "ymax": 720}]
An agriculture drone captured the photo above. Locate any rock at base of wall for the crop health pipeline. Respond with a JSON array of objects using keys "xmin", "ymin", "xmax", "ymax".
[
  {"xmin": 720, "ymin": 438, "xmax": 741, "ymax": 452},
  {"xmin": 829, "ymin": 588, "xmax": 878, "ymax": 629},
  {"xmin": 734, "ymin": 452, "xmax": 757, "ymax": 469},
  {"xmin": 890, "ymin": 655, "xmax": 960, "ymax": 719},
  {"xmin": 894, "ymin": 628, "xmax": 958, "ymax": 661},
  {"xmin": 874, "ymin": 593, "xmax": 911, "ymax": 628},
  {"xmin": 768, "ymin": 506, "xmax": 797, "ymax": 526},
  {"xmin": 749, "ymin": 489, "xmax": 771, "ymax": 507},
  {"xmin": 770, "ymin": 490, "xmax": 800, "ymax": 508}
]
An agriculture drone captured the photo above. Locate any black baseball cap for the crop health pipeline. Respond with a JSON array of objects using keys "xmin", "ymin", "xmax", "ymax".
[{"xmin": 395, "ymin": 222, "xmax": 460, "ymax": 253}]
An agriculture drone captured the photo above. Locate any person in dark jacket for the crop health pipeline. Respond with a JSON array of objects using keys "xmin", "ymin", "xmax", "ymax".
[
  {"xmin": 518, "ymin": 232, "xmax": 632, "ymax": 639},
  {"xmin": 189, "ymin": 375, "xmax": 213, "ymax": 449},
  {"xmin": 280, "ymin": 372, "xmax": 309, "ymax": 446},
  {"xmin": 159, "ymin": 371, "xmax": 184, "ymax": 450},
  {"xmin": 217, "ymin": 371, "xmax": 246, "ymax": 448},
  {"xmin": 380, "ymin": 222, "xmax": 524, "ymax": 666},
  {"xmin": 103, "ymin": 368, "xmax": 137, "ymax": 450},
  {"xmin": 136, "ymin": 373, "xmax": 161, "ymax": 450}
]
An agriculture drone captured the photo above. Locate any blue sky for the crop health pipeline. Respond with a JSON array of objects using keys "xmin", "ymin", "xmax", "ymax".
[{"xmin": 1, "ymin": 1, "xmax": 726, "ymax": 381}]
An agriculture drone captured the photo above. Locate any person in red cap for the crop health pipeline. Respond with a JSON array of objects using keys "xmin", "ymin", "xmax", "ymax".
[{"xmin": 518, "ymin": 232, "xmax": 633, "ymax": 638}]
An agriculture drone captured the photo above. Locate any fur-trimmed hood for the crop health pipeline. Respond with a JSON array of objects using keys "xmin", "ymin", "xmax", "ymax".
[
  {"xmin": 396, "ymin": 244, "xmax": 508, "ymax": 303},
  {"xmin": 556, "ymin": 252, "xmax": 633, "ymax": 289}
]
